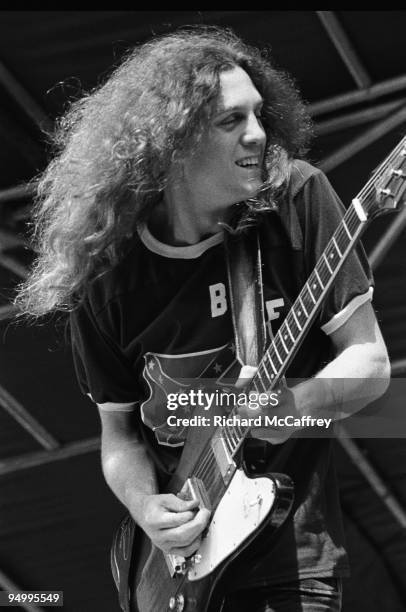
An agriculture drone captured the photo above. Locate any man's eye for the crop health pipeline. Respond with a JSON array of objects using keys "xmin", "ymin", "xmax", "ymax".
[{"xmin": 221, "ymin": 114, "xmax": 241, "ymax": 126}]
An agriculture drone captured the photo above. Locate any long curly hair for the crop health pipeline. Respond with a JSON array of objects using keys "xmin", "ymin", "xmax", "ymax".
[{"xmin": 15, "ymin": 25, "xmax": 312, "ymax": 317}]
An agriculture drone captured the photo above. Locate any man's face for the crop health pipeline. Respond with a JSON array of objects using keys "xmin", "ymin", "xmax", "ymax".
[{"xmin": 181, "ymin": 65, "xmax": 267, "ymax": 212}]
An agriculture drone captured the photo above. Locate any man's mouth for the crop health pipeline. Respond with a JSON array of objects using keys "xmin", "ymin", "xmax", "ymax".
[{"xmin": 235, "ymin": 156, "xmax": 261, "ymax": 168}]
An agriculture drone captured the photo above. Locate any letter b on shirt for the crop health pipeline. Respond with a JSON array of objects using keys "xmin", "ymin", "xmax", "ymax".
[{"xmin": 209, "ymin": 283, "xmax": 227, "ymax": 318}]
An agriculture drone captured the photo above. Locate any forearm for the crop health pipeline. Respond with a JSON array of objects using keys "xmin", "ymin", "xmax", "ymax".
[
  {"xmin": 250, "ymin": 326, "xmax": 390, "ymax": 442},
  {"xmin": 99, "ymin": 412, "xmax": 210, "ymax": 555},
  {"xmin": 294, "ymin": 341, "xmax": 390, "ymax": 421},
  {"xmin": 101, "ymin": 428, "xmax": 158, "ymax": 522}
]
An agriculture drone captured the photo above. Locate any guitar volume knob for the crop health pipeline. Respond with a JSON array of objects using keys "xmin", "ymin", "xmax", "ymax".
[{"xmin": 168, "ymin": 594, "xmax": 185, "ymax": 611}]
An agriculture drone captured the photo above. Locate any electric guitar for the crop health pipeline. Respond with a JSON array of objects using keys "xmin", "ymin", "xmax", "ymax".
[{"xmin": 112, "ymin": 136, "xmax": 406, "ymax": 612}]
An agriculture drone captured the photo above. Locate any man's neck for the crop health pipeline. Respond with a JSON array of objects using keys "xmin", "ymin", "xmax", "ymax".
[{"xmin": 149, "ymin": 190, "xmax": 229, "ymax": 247}]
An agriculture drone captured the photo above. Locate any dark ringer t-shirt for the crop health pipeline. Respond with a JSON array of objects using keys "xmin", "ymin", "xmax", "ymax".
[{"xmin": 70, "ymin": 161, "xmax": 373, "ymax": 586}]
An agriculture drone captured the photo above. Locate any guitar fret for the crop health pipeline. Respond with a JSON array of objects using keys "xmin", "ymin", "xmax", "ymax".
[
  {"xmin": 326, "ymin": 244, "xmax": 338, "ymax": 265},
  {"xmin": 323, "ymin": 253, "xmax": 333, "ymax": 274},
  {"xmin": 292, "ymin": 310, "xmax": 302, "ymax": 331},
  {"xmin": 306, "ymin": 283, "xmax": 316, "ymax": 304},
  {"xmin": 232, "ymin": 425, "xmax": 241, "ymax": 452},
  {"xmin": 225, "ymin": 429, "xmax": 235, "ymax": 450},
  {"xmin": 258, "ymin": 362, "xmax": 271, "ymax": 391},
  {"xmin": 256, "ymin": 368, "xmax": 267, "ymax": 392},
  {"xmin": 299, "ymin": 295, "xmax": 308, "ymax": 317},
  {"xmin": 342, "ymin": 219, "xmax": 352, "ymax": 240},
  {"xmin": 229, "ymin": 426, "xmax": 239, "ymax": 448},
  {"xmin": 303, "ymin": 292, "xmax": 314, "ymax": 317},
  {"xmin": 279, "ymin": 333, "xmax": 288, "ymax": 354},
  {"xmin": 268, "ymin": 356, "xmax": 278, "ymax": 375},
  {"xmin": 235, "ymin": 422, "xmax": 243, "ymax": 438},
  {"xmin": 284, "ymin": 320, "xmax": 295, "ymax": 342},
  {"xmin": 223, "ymin": 427, "xmax": 233, "ymax": 452},
  {"xmin": 319, "ymin": 259, "xmax": 331, "ymax": 291},
  {"xmin": 315, "ymin": 269, "xmax": 324, "ymax": 289},
  {"xmin": 273, "ymin": 343, "xmax": 284, "ymax": 365},
  {"xmin": 221, "ymin": 426, "xmax": 230, "ymax": 450},
  {"xmin": 332, "ymin": 237, "xmax": 342, "ymax": 257},
  {"xmin": 261, "ymin": 361, "xmax": 272, "ymax": 386},
  {"xmin": 229, "ymin": 427, "xmax": 239, "ymax": 450}
]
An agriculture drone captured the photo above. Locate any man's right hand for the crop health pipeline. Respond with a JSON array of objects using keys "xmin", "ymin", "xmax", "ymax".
[{"xmin": 133, "ymin": 493, "xmax": 211, "ymax": 557}]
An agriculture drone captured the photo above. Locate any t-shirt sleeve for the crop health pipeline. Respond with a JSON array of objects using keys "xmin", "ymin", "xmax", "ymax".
[
  {"xmin": 293, "ymin": 166, "xmax": 374, "ymax": 335},
  {"xmin": 70, "ymin": 297, "xmax": 141, "ymax": 410}
]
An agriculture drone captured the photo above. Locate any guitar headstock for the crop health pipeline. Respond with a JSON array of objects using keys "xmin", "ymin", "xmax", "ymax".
[{"xmin": 365, "ymin": 136, "xmax": 406, "ymax": 219}]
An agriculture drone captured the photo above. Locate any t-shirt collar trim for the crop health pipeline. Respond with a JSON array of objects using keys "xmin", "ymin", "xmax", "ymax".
[{"xmin": 137, "ymin": 224, "xmax": 224, "ymax": 259}]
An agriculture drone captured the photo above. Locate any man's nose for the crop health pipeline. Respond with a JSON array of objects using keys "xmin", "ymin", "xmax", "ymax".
[{"xmin": 242, "ymin": 113, "xmax": 266, "ymax": 146}]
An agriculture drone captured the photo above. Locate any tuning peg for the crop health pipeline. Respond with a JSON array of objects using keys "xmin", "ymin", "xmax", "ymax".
[
  {"xmin": 379, "ymin": 188, "xmax": 394, "ymax": 197},
  {"xmin": 391, "ymin": 169, "xmax": 406, "ymax": 179}
]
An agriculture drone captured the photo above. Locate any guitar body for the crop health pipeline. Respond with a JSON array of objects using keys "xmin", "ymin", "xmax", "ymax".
[{"xmin": 131, "ymin": 412, "xmax": 294, "ymax": 612}]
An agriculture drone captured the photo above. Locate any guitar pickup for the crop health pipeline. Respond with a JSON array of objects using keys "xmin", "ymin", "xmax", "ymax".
[{"xmin": 211, "ymin": 437, "xmax": 236, "ymax": 485}]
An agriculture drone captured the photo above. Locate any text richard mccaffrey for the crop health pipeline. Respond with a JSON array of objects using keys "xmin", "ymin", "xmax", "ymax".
[{"xmin": 166, "ymin": 389, "xmax": 332, "ymax": 429}]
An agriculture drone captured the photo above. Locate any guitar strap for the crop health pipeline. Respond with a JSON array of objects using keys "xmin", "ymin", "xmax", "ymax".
[
  {"xmin": 224, "ymin": 227, "xmax": 276, "ymax": 472},
  {"xmin": 224, "ymin": 227, "xmax": 267, "ymax": 369}
]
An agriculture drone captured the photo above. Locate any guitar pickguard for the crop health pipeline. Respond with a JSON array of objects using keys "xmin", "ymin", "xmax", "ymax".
[{"xmin": 188, "ymin": 468, "xmax": 276, "ymax": 581}]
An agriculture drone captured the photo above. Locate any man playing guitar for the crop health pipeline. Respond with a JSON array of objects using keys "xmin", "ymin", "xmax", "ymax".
[{"xmin": 17, "ymin": 27, "xmax": 391, "ymax": 612}]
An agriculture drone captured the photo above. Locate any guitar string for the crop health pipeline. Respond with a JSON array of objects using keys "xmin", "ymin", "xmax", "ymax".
[
  {"xmin": 195, "ymin": 452, "xmax": 225, "ymax": 500},
  {"xmin": 358, "ymin": 136, "xmax": 405, "ymax": 199},
  {"xmin": 196, "ymin": 440, "xmax": 232, "ymax": 485},
  {"xmin": 194, "ymin": 448, "xmax": 216, "ymax": 480},
  {"xmin": 358, "ymin": 136, "xmax": 406, "ymax": 201},
  {"xmin": 194, "ymin": 436, "xmax": 225, "ymax": 483}
]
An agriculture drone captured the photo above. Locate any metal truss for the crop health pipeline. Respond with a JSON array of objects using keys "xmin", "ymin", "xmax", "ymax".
[
  {"xmin": 0, "ymin": 59, "xmax": 52, "ymax": 132},
  {"xmin": 316, "ymin": 11, "xmax": 371, "ymax": 89},
  {"xmin": 0, "ymin": 568, "xmax": 44, "ymax": 612}
]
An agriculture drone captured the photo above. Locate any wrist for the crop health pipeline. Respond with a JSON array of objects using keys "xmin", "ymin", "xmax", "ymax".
[
  {"xmin": 125, "ymin": 487, "xmax": 155, "ymax": 523},
  {"xmin": 126, "ymin": 489, "xmax": 148, "ymax": 523}
]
